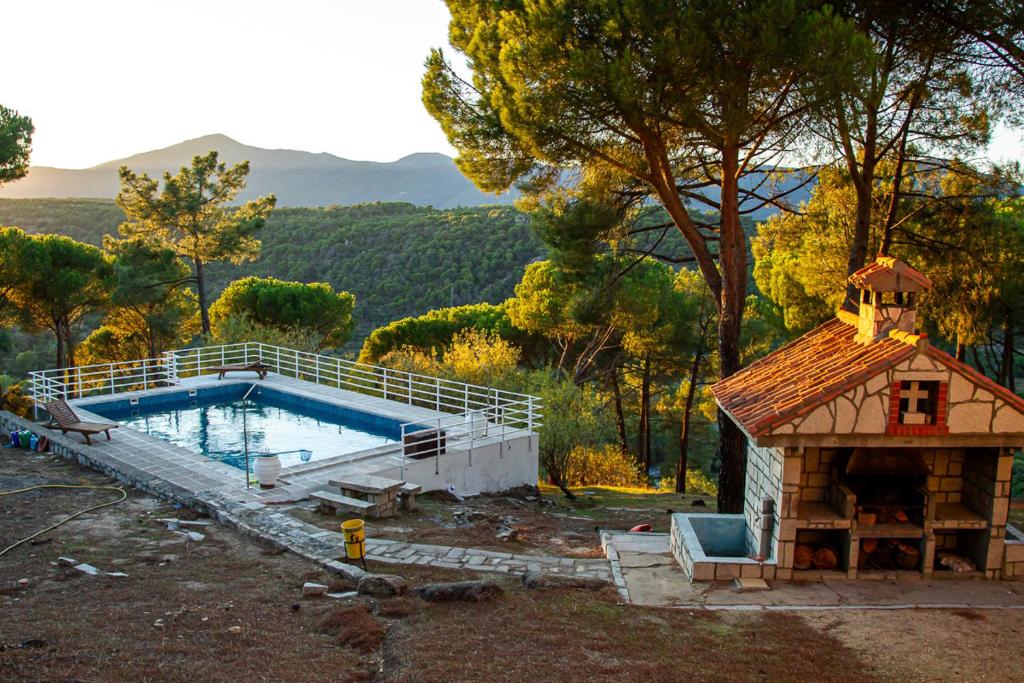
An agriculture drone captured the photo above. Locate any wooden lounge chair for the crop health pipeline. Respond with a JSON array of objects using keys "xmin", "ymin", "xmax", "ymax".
[
  {"xmin": 209, "ymin": 359, "xmax": 270, "ymax": 380},
  {"xmin": 44, "ymin": 399, "xmax": 119, "ymax": 445}
]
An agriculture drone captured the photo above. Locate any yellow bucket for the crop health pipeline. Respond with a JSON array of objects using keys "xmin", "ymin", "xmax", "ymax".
[{"xmin": 341, "ymin": 518, "xmax": 365, "ymax": 560}]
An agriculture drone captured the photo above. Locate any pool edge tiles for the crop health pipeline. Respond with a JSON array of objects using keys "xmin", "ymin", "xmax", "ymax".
[{"xmin": 78, "ymin": 383, "xmax": 427, "ymax": 472}]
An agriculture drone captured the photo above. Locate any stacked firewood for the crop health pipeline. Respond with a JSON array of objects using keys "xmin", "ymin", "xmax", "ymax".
[
  {"xmin": 793, "ymin": 543, "xmax": 840, "ymax": 571},
  {"xmin": 856, "ymin": 506, "xmax": 910, "ymax": 526},
  {"xmin": 858, "ymin": 538, "xmax": 920, "ymax": 570}
]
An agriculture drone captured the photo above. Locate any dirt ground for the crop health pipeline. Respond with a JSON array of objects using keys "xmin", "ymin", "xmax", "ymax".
[
  {"xmin": 3, "ymin": 451, "xmax": 1023, "ymax": 682},
  {"xmin": 292, "ymin": 484, "xmax": 713, "ymax": 558}
]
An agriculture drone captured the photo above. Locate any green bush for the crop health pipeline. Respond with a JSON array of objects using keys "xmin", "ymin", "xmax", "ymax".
[{"xmin": 563, "ymin": 445, "xmax": 646, "ymax": 488}]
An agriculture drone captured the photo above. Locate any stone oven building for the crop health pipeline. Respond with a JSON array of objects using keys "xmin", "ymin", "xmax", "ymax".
[{"xmin": 673, "ymin": 257, "xmax": 1024, "ymax": 582}]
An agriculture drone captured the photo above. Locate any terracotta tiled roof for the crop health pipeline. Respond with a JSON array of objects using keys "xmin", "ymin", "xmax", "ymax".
[
  {"xmin": 712, "ymin": 317, "xmax": 917, "ymax": 438},
  {"xmin": 849, "ymin": 256, "xmax": 932, "ymax": 291}
]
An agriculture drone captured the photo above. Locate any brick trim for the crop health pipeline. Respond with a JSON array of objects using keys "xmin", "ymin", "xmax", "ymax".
[{"xmin": 886, "ymin": 380, "xmax": 949, "ymax": 436}]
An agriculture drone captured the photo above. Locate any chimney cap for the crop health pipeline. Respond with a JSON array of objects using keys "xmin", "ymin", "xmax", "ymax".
[{"xmin": 849, "ymin": 256, "xmax": 932, "ymax": 293}]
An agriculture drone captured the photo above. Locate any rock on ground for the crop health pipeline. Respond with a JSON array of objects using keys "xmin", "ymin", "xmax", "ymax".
[
  {"xmin": 357, "ymin": 574, "xmax": 408, "ymax": 598},
  {"xmin": 414, "ymin": 580, "xmax": 503, "ymax": 602},
  {"xmin": 522, "ymin": 572, "xmax": 607, "ymax": 591}
]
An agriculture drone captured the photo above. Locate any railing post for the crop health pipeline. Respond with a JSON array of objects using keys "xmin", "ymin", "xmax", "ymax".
[
  {"xmin": 142, "ymin": 359, "xmax": 148, "ymax": 389},
  {"xmin": 315, "ymin": 354, "xmax": 320, "ymax": 385},
  {"xmin": 435, "ymin": 378, "xmax": 440, "ymax": 411},
  {"xmin": 382, "ymin": 368, "xmax": 388, "ymax": 400},
  {"xmin": 109, "ymin": 364, "xmax": 115, "ymax": 394},
  {"xmin": 527, "ymin": 396, "xmax": 534, "ymax": 431},
  {"xmin": 294, "ymin": 349, "xmax": 299, "ymax": 378},
  {"xmin": 407, "ymin": 372, "xmax": 412, "ymax": 404}
]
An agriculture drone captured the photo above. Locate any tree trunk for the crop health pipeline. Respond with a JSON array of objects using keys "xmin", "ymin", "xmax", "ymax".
[
  {"xmin": 716, "ymin": 144, "xmax": 749, "ymax": 513},
  {"xmin": 549, "ymin": 467, "xmax": 576, "ymax": 500},
  {"xmin": 54, "ymin": 320, "xmax": 66, "ymax": 369},
  {"xmin": 675, "ymin": 346, "xmax": 704, "ymax": 494},
  {"xmin": 611, "ymin": 368, "xmax": 629, "ymax": 455},
  {"xmin": 843, "ymin": 181, "xmax": 873, "ymax": 312},
  {"xmin": 638, "ymin": 357, "xmax": 652, "ymax": 476},
  {"xmin": 955, "ymin": 337, "xmax": 966, "ymax": 362},
  {"xmin": 195, "ymin": 258, "xmax": 211, "ymax": 336},
  {"xmin": 1003, "ymin": 315, "xmax": 1016, "ymax": 392}
]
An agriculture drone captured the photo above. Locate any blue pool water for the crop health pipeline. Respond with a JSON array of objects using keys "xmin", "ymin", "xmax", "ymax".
[{"xmin": 88, "ymin": 385, "xmax": 403, "ymax": 470}]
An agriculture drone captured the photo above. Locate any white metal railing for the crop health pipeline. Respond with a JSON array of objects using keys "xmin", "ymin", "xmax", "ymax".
[{"xmin": 27, "ymin": 342, "xmax": 542, "ymax": 460}]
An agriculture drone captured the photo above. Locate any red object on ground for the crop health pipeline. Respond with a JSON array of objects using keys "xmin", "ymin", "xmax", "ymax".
[{"xmin": 629, "ymin": 523, "xmax": 653, "ymax": 533}]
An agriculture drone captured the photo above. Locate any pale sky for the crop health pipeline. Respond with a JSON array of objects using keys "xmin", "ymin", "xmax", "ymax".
[
  {"xmin": 3, "ymin": 0, "xmax": 1023, "ymax": 170},
  {"xmin": 3, "ymin": 0, "xmax": 461, "ymax": 168}
]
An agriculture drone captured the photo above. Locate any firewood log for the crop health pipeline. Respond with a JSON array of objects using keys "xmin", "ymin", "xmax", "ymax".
[
  {"xmin": 813, "ymin": 546, "xmax": 839, "ymax": 571},
  {"xmin": 857, "ymin": 511, "xmax": 877, "ymax": 526},
  {"xmin": 794, "ymin": 544, "xmax": 813, "ymax": 570},
  {"xmin": 896, "ymin": 542, "xmax": 920, "ymax": 569},
  {"xmin": 937, "ymin": 551, "xmax": 976, "ymax": 573},
  {"xmin": 894, "ymin": 509, "xmax": 910, "ymax": 523},
  {"xmin": 861, "ymin": 538, "xmax": 878, "ymax": 554}
]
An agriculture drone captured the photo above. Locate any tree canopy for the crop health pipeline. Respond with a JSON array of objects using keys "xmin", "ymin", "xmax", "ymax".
[
  {"xmin": 209, "ymin": 276, "xmax": 355, "ymax": 351},
  {"xmin": 115, "ymin": 151, "xmax": 276, "ymax": 335},
  {"xmin": 424, "ymin": 0, "xmax": 866, "ymax": 511},
  {"xmin": 0, "ymin": 105, "xmax": 33, "ymax": 186}
]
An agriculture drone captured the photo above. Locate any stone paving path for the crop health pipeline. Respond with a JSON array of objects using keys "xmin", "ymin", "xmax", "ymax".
[{"xmin": 203, "ymin": 491, "xmax": 611, "ymax": 582}]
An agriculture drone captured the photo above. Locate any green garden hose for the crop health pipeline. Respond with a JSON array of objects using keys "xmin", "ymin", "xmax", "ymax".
[{"xmin": 0, "ymin": 484, "xmax": 127, "ymax": 557}]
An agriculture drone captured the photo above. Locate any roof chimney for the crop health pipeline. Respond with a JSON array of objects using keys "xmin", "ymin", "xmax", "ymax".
[{"xmin": 849, "ymin": 256, "xmax": 931, "ymax": 344}]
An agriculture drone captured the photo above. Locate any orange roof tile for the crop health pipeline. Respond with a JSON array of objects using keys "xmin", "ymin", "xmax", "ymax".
[
  {"xmin": 849, "ymin": 256, "xmax": 932, "ymax": 291},
  {"xmin": 712, "ymin": 317, "xmax": 916, "ymax": 437}
]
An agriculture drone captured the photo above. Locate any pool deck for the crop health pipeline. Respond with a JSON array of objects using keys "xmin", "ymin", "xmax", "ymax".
[
  {"xmin": 3, "ymin": 373, "xmax": 611, "ymax": 585},
  {"xmin": 68, "ymin": 372, "xmax": 488, "ymax": 503}
]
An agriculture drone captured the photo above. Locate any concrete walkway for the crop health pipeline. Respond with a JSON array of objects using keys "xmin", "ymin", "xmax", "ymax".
[{"xmin": 603, "ymin": 532, "xmax": 1024, "ymax": 611}]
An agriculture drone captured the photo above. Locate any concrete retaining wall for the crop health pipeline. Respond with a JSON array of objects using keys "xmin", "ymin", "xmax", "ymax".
[{"xmin": 375, "ymin": 433, "xmax": 538, "ymax": 495}]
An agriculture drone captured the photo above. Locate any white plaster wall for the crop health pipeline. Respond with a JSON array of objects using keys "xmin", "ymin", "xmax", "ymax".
[
  {"xmin": 769, "ymin": 350, "xmax": 1024, "ymax": 437},
  {"xmin": 374, "ymin": 433, "xmax": 539, "ymax": 495}
]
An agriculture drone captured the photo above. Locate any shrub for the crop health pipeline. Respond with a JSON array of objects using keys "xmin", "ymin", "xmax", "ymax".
[
  {"xmin": 563, "ymin": 445, "xmax": 646, "ymax": 488},
  {"xmin": 657, "ymin": 469, "xmax": 718, "ymax": 497}
]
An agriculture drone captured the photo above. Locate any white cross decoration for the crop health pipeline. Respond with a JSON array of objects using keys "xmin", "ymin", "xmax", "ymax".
[{"xmin": 901, "ymin": 381, "xmax": 931, "ymax": 424}]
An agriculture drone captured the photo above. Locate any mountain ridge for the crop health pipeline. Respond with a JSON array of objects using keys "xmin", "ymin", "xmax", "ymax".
[{"xmin": 0, "ymin": 134, "xmax": 516, "ymax": 208}]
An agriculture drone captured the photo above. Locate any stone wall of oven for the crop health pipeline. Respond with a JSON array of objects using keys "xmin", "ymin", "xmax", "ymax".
[{"xmin": 743, "ymin": 441, "xmax": 786, "ymax": 562}]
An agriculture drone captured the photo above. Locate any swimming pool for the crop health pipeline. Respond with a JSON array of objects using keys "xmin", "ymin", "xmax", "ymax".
[{"xmin": 87, "ymin": 385, "xmax": 405, "ymax": 470}]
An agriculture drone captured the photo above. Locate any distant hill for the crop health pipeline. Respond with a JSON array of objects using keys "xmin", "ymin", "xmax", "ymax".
[
  {"xmin": 0, "ymin": 134, "xmax": 518, "ymax": 209},
  {"xmin": 0, "ymin": 198, "xmax": 543, "ymax": 345}
]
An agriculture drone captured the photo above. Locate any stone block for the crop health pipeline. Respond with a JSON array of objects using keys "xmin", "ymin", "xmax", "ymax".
[
  {"xmin": 997, "ymin": 455, "xmax": 1014, "ymax": 482},
  {"xmin": 940, "ymin": 477, "xmax": 961, "ymax": 492},
  {"xmin": 740, "ymin": 563, "xmax": 762, "ymax": 578},
  {"xmin": 807, "ymin": 472, "xmax": 830, "ymax": 488},
  {"xmin": 986, "ymin": 540, "xmax": 1005, "ymax": 572},
  {"xmin": 761, "ymin": 565, "xmax": 776, "ymax": 581},
  {"xmin": 804, "ymin": 449, "xmax": 819, "ymax": 473},
  {"xmin": 1005, "ymin": 543, "xmax": 1024, "ymax": 563},
  {"xmin": 777, "ymin": 519, "xmax": 797, "ymax": 542},
  {"xmin": 779, "ymin": 541, "xmax": 794, "ymax": 569},
  {"xmin": 992, "ymin": 497, "xmax": 1010, "ymax": 527},
  {"xmin": 691, "ymin": 562, "xmax": 714, "ymax": 582},
  {"xmin": 949, "ymin": 461, "xmax": 962, "ymax": 476},
  {"xmin": 714, "ymin": 563, "xmax": 740, "ymax": 581},
  {"xmin": 782, "ymin": 457, "xmax": 801, "ymax": 485},
  {"xmin": 775, "ymin": 568, "xmax": 793, "ymax": 580}
]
